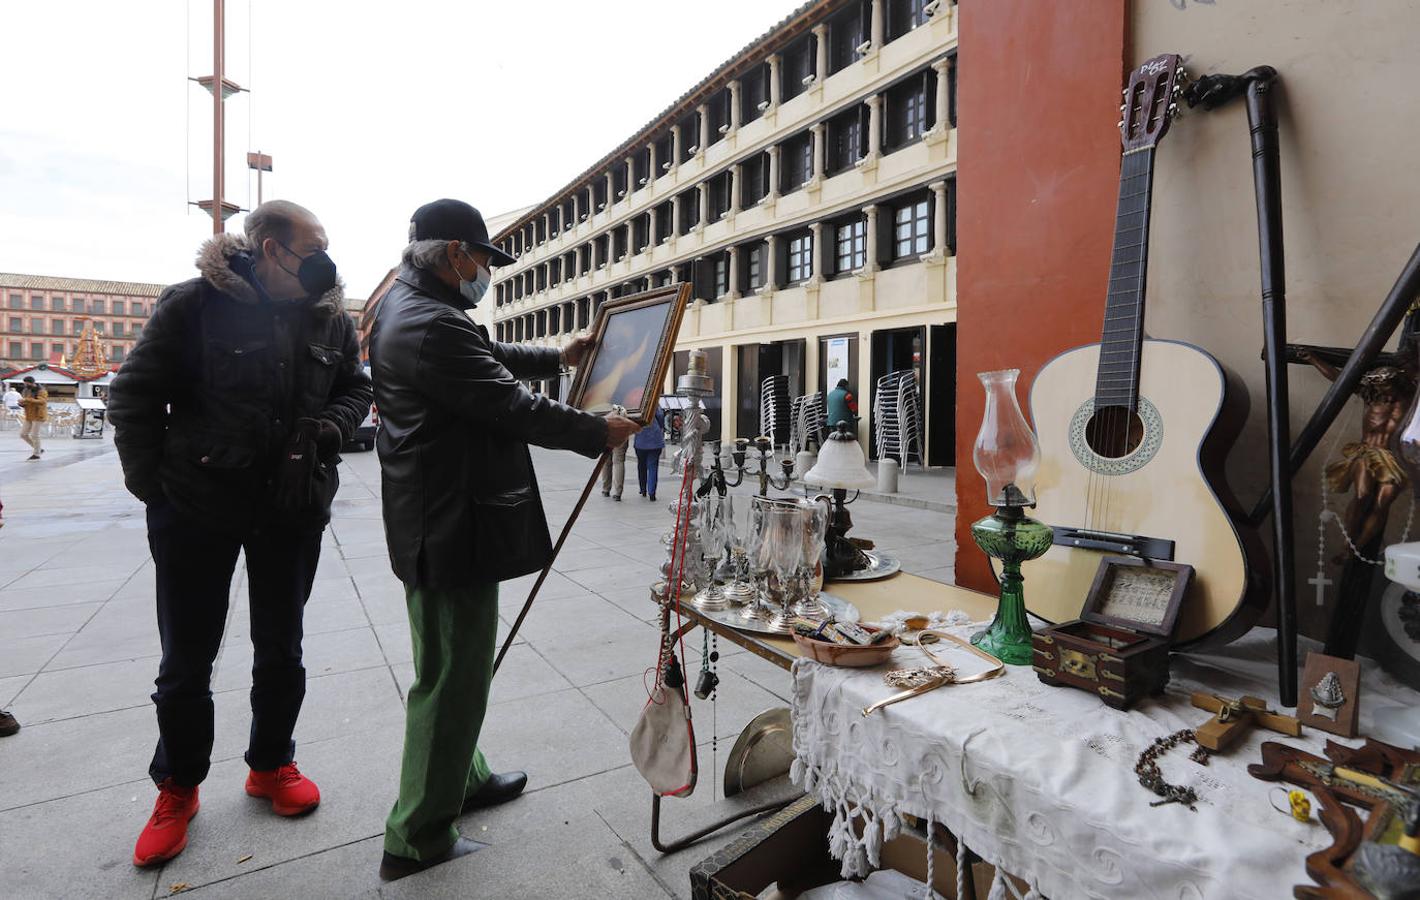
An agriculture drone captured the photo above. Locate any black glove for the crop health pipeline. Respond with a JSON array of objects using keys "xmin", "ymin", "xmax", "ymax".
[
  {"xmin": 313, "ymin": 418, "xmax": 342, "ymax": 462},
  {"xmin": 274, "ymin": 418, "xmax": 323, "ymax": 511}
]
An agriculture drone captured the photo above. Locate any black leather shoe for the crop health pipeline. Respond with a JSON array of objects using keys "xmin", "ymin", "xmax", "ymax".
[
  {"xmin": 0, "ymin": 709, "xmax": 18, "ymax": 737},
  {"xmin": 379, "ymin": 836, "xmax": 486, "ymax": 882},
  {"xmin": 461, "ymin": 771, "xmax": 528, "ymax": 813}
]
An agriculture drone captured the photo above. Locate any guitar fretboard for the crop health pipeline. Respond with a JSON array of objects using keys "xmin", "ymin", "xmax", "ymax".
[{"xmin": 1094, "ymin": 147, "xmax": 1156, "ymax": 411}]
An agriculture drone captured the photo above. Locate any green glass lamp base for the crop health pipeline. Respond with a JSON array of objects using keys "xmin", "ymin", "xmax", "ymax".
[{"xmin": 970, "ymin": 508, "xmax": 1053, "ymax": 667}]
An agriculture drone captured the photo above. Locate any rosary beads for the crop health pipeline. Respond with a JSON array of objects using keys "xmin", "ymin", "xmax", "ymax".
[{"xmin": 1135, "ymin": 729, "xmax": 1210, "ymax": 811}]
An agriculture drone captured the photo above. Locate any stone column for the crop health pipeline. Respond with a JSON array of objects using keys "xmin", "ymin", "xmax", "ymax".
[
  {"xmin": 671, "ymin": 124, "xmax": 683, "ymax": 169},
  {"xmin": 869, "ymin": 0, "xmax": 884, "ymax": 51},
  {"xmin": 767, "ymin": 145, "xmax": 781, "ymax": 199},
  {"xmin": 571, "ymin": 192, "xmax": 580, "ymax": 225},
  {"xmin": 863, "ymin": 204, "xmax": 880, "ymax": 273},
  {"xmin": 624, "ymin": 156, "xmax": 635, "ymax": 198},
  {"xmin": 763, "ymin": 234, "xmax": 779, "ymax": 290},
  {"xmin": 811, "ymin": 122, "xmax": 827, "ymax": 181},
  {"xmin": 768, "ymin": 54, "xmax": 782, "ymax": 109},
  {"xmin": 933, "ymin": 57, "xmax": 951, "ymax": 129},
  {"xmin": 697, "ymin": 182, "xmax": 709, "ymax": 227},
  {"xmin": 812, "ymin": 24, "xmax": 828, "ymax": 81},
  {"xmin": 931, "ymin": 181, "xmax": 950, "ymax": 255},
  {"xmin": 696, "ymin": 103, "xmax": 709, "ymax": 153},
  {"xmin": 808, "ymin": 221, "xmax": 825, "ymax": 282},
  {"xmin": 670, "ymin": 193, "xmax": 681, "ymax": 235},
  {"xmin": 604, "ymin": 172, "xmax": 614, "ymax": 210},
  {"xmin": 730, "ymin": 163, "xmax": 743, "ymax": 213},
  {"xmin": 866, "ymin": 94, "xmax": 883, "ymax": 157},
  {"xmin": 647, "ymin": 207, "xmax": 658, "ymax": 250},
  {"xmin": 727, "ymin": 245, "xmax": 741, "ymax": 299},
  {"xmin": 728, "ymin": 80, "xmax": 742, "ymax": 133},
  {"xmin": 647, "ymin": 141, "xmax": 658, "ymax": 184}
]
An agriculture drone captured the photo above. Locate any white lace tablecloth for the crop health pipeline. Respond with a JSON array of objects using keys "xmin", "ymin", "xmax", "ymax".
[{"xmin": 790, "ymin": 625, "xmax": 1420, "ymax": 899}]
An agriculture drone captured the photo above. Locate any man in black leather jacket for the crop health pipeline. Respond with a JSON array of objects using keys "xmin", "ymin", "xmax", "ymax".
[
  {"xmin": 371, "ymin": 199, "xmax": 639, "ymax": 881},
  {"xmin": 109, "ymin": 200, "xmax": 372, "ymax": 868}
]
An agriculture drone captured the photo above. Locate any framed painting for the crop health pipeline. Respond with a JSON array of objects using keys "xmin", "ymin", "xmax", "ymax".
[{"xmin": 567, "ymin": 282, "xmax": 691, "ymax": 424}]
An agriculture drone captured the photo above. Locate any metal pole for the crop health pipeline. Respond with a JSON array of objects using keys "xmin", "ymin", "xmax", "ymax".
[{"xmin": 212, "ymin": 0, "xmax": 225, "ymax": 234}]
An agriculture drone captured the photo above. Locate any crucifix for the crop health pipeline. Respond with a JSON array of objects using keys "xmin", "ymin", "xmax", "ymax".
[
  {"xmin": 1191, "ymin": 692, "xmax": 1302, "ymax": 752},
  {"xmin": 1308, "ymin": 570, "xmax": 1333, "ymax": 608}
]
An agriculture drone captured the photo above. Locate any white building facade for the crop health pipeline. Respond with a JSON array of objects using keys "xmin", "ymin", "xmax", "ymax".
[{"xmin": 490, "ymin": 0, "xmax": 957, "ymax": 465}]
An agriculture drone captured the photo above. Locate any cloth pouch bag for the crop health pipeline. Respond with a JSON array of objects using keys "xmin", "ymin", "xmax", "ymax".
[{"xmin": 630, "ymin": 659, "xmax": 698, "ymax": 797}]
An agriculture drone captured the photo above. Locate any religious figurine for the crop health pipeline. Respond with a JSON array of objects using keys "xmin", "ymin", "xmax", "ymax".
[
  {"xmin": 1309, "ymin": 671, "xmax": 1345, "ymax": 722},
  {"xmin": 1297, "ymin": 354, "xmax": 1414, "ymax": 563}
]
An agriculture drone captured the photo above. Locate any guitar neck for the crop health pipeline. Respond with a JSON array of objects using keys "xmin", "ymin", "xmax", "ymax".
[{"xmin": 1094, "ymin": 147, "xmax": 1157, "ymax": 410}]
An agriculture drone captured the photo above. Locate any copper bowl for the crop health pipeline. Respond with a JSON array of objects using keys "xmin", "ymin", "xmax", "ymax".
[{"xmin": 792, "ymin": 625, "xmax": 899, "ymax": 667}]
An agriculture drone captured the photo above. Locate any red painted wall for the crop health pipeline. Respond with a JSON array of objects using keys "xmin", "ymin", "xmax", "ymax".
[{"xmin": 954, "ymin": 1, "xmax": 1126, "ymax": 592}]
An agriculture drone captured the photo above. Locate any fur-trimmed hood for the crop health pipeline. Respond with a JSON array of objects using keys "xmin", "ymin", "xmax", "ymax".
[{"xmin": 195, "ymin": 232, "xmax": 344, "ymax": 317}]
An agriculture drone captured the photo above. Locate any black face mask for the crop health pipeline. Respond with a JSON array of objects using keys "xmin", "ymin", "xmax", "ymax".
[{"xmin": 276, "ymin": 241, "xmax": 338, "ymax": 297}]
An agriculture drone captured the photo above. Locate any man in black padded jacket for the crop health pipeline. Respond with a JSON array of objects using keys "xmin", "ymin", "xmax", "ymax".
[
  {"xmin": 109, "ymin": 200, "xmax": 372, "ymax": 868},
  {"xmin": 370, "ymin": 199, "xmax": 639, "ymax": 881}
]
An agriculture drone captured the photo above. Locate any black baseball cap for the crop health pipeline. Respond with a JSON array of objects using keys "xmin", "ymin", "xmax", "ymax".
[{"xmin": 409, "ymin": 199, "xmax": 516, "ymax": 267}]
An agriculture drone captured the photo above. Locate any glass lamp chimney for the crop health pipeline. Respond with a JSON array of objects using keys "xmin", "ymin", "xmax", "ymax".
[{"xmin": 973, "ymin": 369, "xmax": 1040, "ymax": 508}]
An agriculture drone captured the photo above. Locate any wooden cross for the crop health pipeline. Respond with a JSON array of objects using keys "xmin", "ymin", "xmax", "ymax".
[{"xmin": 1190, "ymin": 692, "xmax": 1302, "ymax": 752}]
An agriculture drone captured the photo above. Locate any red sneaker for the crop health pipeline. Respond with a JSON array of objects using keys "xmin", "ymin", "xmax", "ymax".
[
  {"xmin": 133, "ymin": 779, "xmax": 199, "ymax": 868},
  {"xmin": 245, "ymin": 761, "xmax": 320, "ymax": 816}
]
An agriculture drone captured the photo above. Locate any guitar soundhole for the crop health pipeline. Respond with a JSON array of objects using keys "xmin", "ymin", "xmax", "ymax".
[{"xmin": 1084, "ymin": 408, "xmax": 1145, "ymax": 460}]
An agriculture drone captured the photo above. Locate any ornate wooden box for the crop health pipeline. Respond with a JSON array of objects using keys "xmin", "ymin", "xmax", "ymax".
[{"xmin": 1032, "ymin": 556, "xmax": 1192, "ymax": 710}]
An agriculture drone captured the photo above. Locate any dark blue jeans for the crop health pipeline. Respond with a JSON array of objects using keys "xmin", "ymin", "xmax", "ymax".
[
  {"xmin": 146, "ymin": 498, "xmax": 321, "ymax": 786},
  {"xmin": 636, "ymin": 448, "xmax": 661, "ymax": 497}
]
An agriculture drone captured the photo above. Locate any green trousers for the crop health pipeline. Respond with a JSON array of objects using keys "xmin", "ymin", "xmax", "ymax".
[{"xmin": 383, "ymin": 582, "xmax": 497, "ymax": 861}]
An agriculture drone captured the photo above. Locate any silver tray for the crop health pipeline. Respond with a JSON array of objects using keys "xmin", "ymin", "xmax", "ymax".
[
  {"xmin": 828, "ymin": 550, "xmax": 902, "ymax": 582},
  {"xmin": 697, "ymin": 591, "xmax": 860, "ymax": 636}
]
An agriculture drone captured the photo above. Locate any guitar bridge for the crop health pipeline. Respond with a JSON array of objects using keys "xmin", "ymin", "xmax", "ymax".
[{"xmin": 1051, "ymin": 527, "xmax": 1176, "ymax": 561}]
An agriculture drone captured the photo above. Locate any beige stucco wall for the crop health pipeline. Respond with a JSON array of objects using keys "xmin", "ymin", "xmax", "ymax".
[{"xmin": 1131, "ymin": 0, "xmax": 1420, "ymax": 635}]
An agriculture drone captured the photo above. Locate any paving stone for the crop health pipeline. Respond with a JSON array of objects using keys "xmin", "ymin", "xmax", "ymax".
[
  {"xmin": 0, "ymin": 578, "xmax": 127, "ymax": 611},
  {"xmin": 12, "ymin": 655, "xmax": 154, "ymax": 723},
  {"xmin": 0, "ymin": 672, "xmax": 31, "ymax": 706},
  {"xmin": 0, "ymin": 703, "xmax": 157, "ymax": 811},
  {"xmin": 176, "ymin": 835, "xmax": 384, "ymax": 899},
  {"xmin": 380, "ymin": 809, "xmax": 671, "ymax": 900},
  {"xmin": 44, "ymin": 598, "xmax": 161, "ymax": 671},
  {"xmin": 477, "ymin": 688, "xmax": 629, "ymax": 791},
  {"xmin": 0, "ymin": 601, "xmax": 98, "ymax": 640},
  {"xmin": 0, "ymin": 632, "xmax": 69, "ymax": 678},
  {"xmin": 4, "ymin": 562, "xmax": 143, "ymax": 591},
  {"xmin": 0, "ymin": 777, "xmax": 163, "ymax": 899}
]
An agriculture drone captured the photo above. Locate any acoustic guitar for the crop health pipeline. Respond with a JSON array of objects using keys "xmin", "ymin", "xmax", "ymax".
[{"xmin": 1021, "ymin": 54, "xmax": 1265, "ymax": 646}]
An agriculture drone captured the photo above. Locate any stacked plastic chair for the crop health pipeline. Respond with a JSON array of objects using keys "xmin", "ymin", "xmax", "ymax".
[
  {"xmin": 789, "ymin": 391, "xmax": 825, "ymax": 454},
  {"xmin": 759, "ymin": 375, "xmax": 791, "ymax": 449},
  {"xmin": 873, "ymin": 370, "xmax": 923, "ymax": 470}
]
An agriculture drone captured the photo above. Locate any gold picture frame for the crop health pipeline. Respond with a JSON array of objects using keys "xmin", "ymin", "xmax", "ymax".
[{"xmin": 566, "ymin": 282, "xmax": 691, "ymax": 425}]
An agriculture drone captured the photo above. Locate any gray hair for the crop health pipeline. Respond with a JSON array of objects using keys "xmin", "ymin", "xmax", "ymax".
[
  {"xmin": 402, "ymin": 238, "xmax": 472, "ymax": 271},
  {"xmin": 246, "ymin": 199, "xmax": 316, "ymax": 259}
]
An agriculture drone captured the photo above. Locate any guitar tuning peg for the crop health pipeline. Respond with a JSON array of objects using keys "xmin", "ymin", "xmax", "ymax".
[{"xmin": 1117, "ymin": 120, "xmax": 1125, "ymax": 129}]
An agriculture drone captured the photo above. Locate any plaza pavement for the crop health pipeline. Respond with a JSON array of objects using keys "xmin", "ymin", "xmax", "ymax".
[{"xmin": 0, "ymin": 431, "xmax": 956, "ymax": 899}]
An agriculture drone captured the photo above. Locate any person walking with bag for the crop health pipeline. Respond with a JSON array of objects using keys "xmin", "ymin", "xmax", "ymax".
[{"xmin": 369, "ymin": 199, "xmax": 639, "ymax": 881}]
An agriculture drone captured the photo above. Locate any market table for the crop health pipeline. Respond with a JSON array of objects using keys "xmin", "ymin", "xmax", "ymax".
[{"xmin": 671, "ymin": 574, "xmax": 1420, "ymax": 899}]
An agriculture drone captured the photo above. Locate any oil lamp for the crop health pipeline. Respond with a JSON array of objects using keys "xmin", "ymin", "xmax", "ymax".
[
  {"xmin": 969, "ymin": 369, "xmax": 1053, "ymax": 665},
  {"xmin": 803, "ymin": 421, "xmax": 877, "ymax": 579}
]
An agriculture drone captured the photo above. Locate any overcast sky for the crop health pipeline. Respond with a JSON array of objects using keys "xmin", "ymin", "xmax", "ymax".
[{"xmin": 0, "ymin": 0, "xmax": 803, "ymax": 298}]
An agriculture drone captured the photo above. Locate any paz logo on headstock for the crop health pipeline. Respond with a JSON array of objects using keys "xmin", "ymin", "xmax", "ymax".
[{"xmin": 1118, "ymin": 54, "xmax": 1187, "ymax": 152}]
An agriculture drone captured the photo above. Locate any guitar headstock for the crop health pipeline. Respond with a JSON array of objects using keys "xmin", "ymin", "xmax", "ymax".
[{"xmin": 1119, "ymin": 54, "xmax": 1187, "ymax": 152}]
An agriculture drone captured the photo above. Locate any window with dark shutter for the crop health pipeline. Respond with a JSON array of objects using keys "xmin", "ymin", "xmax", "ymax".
[
  {"xmin": 741, "ymin": 62, "xmax": 769, "ymax": 124},
  {"xmin": 829, "ymin": 2, "xmax": 867, "ymax": 73},
  {"xmin": 827, "ymin": 105, "xmax": 866, "ymax": 175},
  {"xmin": 885, "ymin": 70, "xmax": 932, "ymax": 152},
  {"xmin": 707, "ymin": 89, "xmax": 730, "ymax": 145},
  {"xmin": 781, "ymin": 35, "xmax": 815, "ymax": 102},
  {"xmin": 781, "ymin": 132, "xmax": 813, "ymax": 193},
  {"xmin": 887, "ymin": 0, "xmax": 930, "ymax": 41},
  {"xmin": 892, "ymin": 195, "xmax": 932, "ymax": 259},
  {"xmin": 835, "ymin": 217, "xmax": 867, "ymax": 274},
  {"xmin": 786, "ymin": 231, "xmax": 814, "ymax": 283}
]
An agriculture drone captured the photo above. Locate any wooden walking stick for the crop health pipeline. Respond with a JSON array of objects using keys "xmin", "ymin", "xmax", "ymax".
[{"xmin": 493, "ymin": 450, "xmax": 608, "ymax": 674}]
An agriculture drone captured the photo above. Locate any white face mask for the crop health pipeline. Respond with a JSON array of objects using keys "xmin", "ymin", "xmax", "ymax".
[{"xmin": 457, "ymin": 253, "xmax": 491, "ymax": 306}]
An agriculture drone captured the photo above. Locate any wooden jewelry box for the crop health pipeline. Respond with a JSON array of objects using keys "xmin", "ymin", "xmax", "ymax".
[{"xmin": 1032, "ymin": 556, "xmax": 1193, "ymax": 710}]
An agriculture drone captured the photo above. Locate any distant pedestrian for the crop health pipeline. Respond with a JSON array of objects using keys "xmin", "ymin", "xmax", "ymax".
[
  {"xmin": 602, "ymin": 434, "xmax": 628, "ymax": 501},
  {"xmin": 826, "ymin": 378, "xmax": 859, "ymax": 437},
  {"xmin": 635, "ymin": 407, "xmax": 666, "ymax": 501},
  {"xmin": 3, "ymin": 383, "xmax": 20, "ymax": 412},
  {"xmin": 18, "ymin": 377, "xmax": 47, "ymax": 460},
  {"xmin": 109, "ymin": 200, "xmax": 372, "ymax": 869}
]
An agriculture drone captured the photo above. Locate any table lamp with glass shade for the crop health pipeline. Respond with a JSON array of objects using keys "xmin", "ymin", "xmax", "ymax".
[
  {"xmin": 803, "ymin": 421, "xmax": 877, "ymax": 579},
  {"xmin": 969, "ymin": 369, "xmax": 1054, "ymax": 666}
]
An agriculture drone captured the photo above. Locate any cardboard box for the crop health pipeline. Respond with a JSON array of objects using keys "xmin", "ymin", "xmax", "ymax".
[{"xmin": 689, "ymin": 797, "xmax": 1005, "ymax": 900}]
